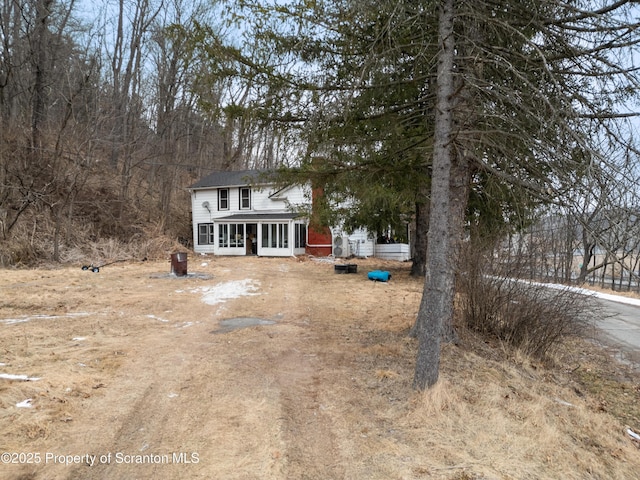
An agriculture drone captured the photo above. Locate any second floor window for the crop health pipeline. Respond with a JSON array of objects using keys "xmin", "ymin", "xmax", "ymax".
[
  {"xmin": 218, "ymin": 188, "xmax": 229, "ymax": 210},
  {"xmin": 240, "ymin": 187, "xmax": 251, "ymax": 209}
]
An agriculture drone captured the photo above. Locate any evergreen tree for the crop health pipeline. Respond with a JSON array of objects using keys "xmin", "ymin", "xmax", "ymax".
[{"xmin": 183, "ymin": 0, "xmax": 640, "ymax": 389}]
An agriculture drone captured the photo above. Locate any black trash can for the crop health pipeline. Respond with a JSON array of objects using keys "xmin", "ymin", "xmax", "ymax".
[
  {"xmin": 170, "ymin": 252, "xmax": 188, "ymax": 276},
  {"xmin": 334, "ymin": 264, "xmax": 348, "ymax": 274}
]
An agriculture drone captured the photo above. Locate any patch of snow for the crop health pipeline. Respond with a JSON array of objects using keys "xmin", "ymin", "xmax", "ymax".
[
  {"xmin": 310, "ymin": 256, "xmax": 336, "ymax": 264},
  {"xmin": 1, "ymin": 312, "xmax": 91, "ymax": 325},
  {"xmin": 72, "ymin": 337, "xmax": 86, "ymax": 341},
  {"xmin": 168, "ymin": 393, "xmax": 179, "ymax": 398},
  {"xmin": 553, "ymin": 397, "xmax": 574, "ymax": 407},
  {"xmin": 627, "ymin": 428, "xmax": 640, "ymax": 441},
  {"xmin": 193, "ymin": 279, "xmax": 261, "ymax": 305},
  {"xmin": 146, "ymin": 314, "xmax": 170, "ymax": 323},
  {"xmin": 0, "ymin": 373, "xmax": 41, "ymax": 381},
  {"xmin": 16, "ymin": 399, "xmax": 33, "ymax": 408},
  {"xmin": 492, "ymin": 277, "xmax": 640, "ymax": 307},
  {"xmin": 201, "ymin": 262, "xmax": 208, "ymax": 267},
  {"xmin": 0, "ymin": 363, "xmax": 6, "ymax": 366},
  {"xmin": 584, "ymin": 289, "xmax": 640, "ymax": 306}
]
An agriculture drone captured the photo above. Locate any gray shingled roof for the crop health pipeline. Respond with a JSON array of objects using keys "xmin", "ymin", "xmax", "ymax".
[{"xmin": 188, "ymin": 169, "xmax": 271, "ymax": 189}]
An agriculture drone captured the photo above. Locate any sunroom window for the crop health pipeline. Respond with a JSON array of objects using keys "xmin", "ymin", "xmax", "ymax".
[{"xmin": 218, "ymin": 223, "xmax": 245, "ymax": 248}]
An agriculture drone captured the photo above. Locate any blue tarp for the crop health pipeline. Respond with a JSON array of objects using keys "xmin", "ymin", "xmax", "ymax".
[{"xmin": 367, "ymin": 270, "xmax": 391, "ymax": 282}]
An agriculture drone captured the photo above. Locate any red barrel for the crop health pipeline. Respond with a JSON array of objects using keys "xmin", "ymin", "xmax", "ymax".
[{"xmin": 170, "ymin": 252, "xmax": 188, "ymax": 276}]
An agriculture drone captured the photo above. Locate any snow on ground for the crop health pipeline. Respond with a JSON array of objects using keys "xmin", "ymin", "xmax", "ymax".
[
  {"xmin": 0, "ymin": 373, "xmax": 41, "ymax": 381},
  {"xmin": 191, "ymin": 279, "xmax": 261, "ymax": 306},
  {"xmin": 1, "ymin": 312, "xmax": 91, "ymax": 325},
  {"xmin": 511, "ymin": 278, "xmax": 640, "ymax": 307},
  {"xmin": 16, "ymin": 399, "xmax": 33, "ymax": 408}
]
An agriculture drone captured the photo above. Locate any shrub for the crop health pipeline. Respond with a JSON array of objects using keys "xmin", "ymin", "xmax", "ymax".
[{"xmin": 459, "ymin": 244, "xmax": 598, "ymax": 358}]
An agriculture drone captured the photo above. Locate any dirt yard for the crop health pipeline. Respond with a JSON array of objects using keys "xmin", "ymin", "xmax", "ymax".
[{"xmin": 1, "ymin": 255, "xmax": 640, "ymax": 480}]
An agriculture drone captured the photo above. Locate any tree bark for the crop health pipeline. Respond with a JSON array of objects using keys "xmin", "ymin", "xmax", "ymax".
[
  {"xmin": 440, "ymin": 152, "xmax": 470, "ymax": 344},
  {"xmin": 410, "ymin": 184, "xmax": 429, "ymax": 277},
  {"xmin": 413, "ymin": 0, "xmax": 456, "ymax": 391},
  {"xmin": 31, "ymin": 0, "xmax": 53, "ymax": 151}
]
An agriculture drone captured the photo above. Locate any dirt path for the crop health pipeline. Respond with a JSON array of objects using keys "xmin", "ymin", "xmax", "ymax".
[
  {"xmin": 56, "ymin": 257, "xmax": 347, "ymax": 480},
  {"xmin": 4, "ymin": 256, "xmax": 640, "ymax": 480},
  {"xmin": 1, "ymin": 257, "xmax": 397, "ymax": 480}
]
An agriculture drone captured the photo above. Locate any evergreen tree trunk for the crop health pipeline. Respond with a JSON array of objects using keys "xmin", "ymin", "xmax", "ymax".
[
  {"xmin": 413, "ymin": 0, "xmax": 456, "ymax": 391},
  {"xmin": 440, "ymin": 153, "xmax": 470, "ymax": 343},
  {"xmin": 410, "ymin": 185, "xmax": 429, "ymax": 277}
]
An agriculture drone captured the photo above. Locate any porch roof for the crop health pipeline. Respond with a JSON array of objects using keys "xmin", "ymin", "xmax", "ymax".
[{"xmin": 217, "ymin": 212, "xmax": 302, "ymax": 222}]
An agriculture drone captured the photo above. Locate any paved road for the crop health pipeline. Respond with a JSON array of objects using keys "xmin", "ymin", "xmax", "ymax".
[
  {"xmin": 507, "ymin": 279, "xmax": 640, "ymax": 366},
  {"xmin": 593, "ymin": 298, "xmax": 640, "ymax": 367}
]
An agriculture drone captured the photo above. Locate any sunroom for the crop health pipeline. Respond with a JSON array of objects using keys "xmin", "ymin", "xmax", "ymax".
[{"xmin": 196, "ymin": 213, "xmax": 308, "ymax": 257}]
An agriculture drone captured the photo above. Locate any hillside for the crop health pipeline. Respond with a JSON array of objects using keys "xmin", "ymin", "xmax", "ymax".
[{"xmin": 1, "ymin": 156, "xmax": 194, "ymax": 267}]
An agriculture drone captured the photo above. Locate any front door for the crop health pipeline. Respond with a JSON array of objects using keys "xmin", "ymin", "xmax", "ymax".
[{"xmin": 246, "ymin": 223, "xmax": 258, "ymax": 255}]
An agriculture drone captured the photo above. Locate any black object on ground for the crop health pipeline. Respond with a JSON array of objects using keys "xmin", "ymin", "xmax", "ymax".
[
  {"xmin": 335, "ymin": 264, "xmax": 358, "ymax": 274},
  {"xmin": 81, "ymin": 259, "xmax": 127, "ymax": 273}
]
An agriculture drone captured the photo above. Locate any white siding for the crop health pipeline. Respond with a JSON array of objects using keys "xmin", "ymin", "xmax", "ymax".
[
  {"xmin": 332, "ymin": 228, "xmax": 375, "ymax": 257},
  {"xmin": 191, "ymin": 185, "xmax": 308, "ymax": 221},
  {"xmin": 348, "ymin": 229, "xmax": 375, "ymax": 257},
  {"xmin": 253, "ymin": 187, "xmax": 278, "ymax": 211},
  {"xmin": 190, "ymin": 185, "xmax": 308, "ymax": 256},
  {"xmin": 279, "ymin": 184, "xmax": 310, "ymax": 207},
  {"xmin": 191, "ymin": 190, "xmax": 218, "ymax": 254},
  {"xmin": 263, "ymin": 184, "xmax": 309, "ymax": 212},
  {"xmin": 374, "ymin": 243, "xmax": 411, "ymax": 261},
  {"xmin": 191, "ymin": 180, "xmax": 407, "ymax": 262},
  {"xmin": 257, "ymin": 247, "xmax": 293, "ymax": 257}
]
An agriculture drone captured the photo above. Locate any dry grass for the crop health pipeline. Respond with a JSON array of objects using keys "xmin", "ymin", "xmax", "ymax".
[
  {"xmin": 408, "ymin": 354, "xmax": 637, "ymax": 479},
  {"xmin": 0, "ymin": 255, "xmax": 639, "ymax": 479}
]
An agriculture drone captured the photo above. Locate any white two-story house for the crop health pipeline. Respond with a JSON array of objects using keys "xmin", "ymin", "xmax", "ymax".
[
  {"xmin": 189, "ymin": 169, "xmax": 312, "ymax": 257},
  {"xmin": 188, "ymin": 169, "xmax": 410, "ymax": 260}
]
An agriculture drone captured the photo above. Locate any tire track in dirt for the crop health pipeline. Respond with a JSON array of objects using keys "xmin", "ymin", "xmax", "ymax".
[
  {"xmin": 272, "ymin": 348, "xmax": 346, "ymax": 480},
  {"xmin": 43, "ymin": 329, "xmax": 212, "ymax": 480},
  {"xmin": 266, "ymin": 262, "xmax": 348, "ymax": 480},
  {"xmin": 45, "ymin": 259, "xmax": 346, "ymax": 480},
  {"xmin": 3, "ymin": 259, "xmax": 352, "ymax": 480}
]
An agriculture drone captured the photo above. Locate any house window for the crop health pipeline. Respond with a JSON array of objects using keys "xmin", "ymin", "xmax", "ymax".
[
  {"xmin": 219, "ymin": 223, "xmax": 245, "ymax": 248},
  {"xmin": 198, "ymin": 223, "xmax": 215, "ymax": 245},
  {"xmin": 295, "ymin": 223, "xmax": 307, "ymax": 248},
  {"xmin": 218, "ymin": 188, "xmax": 229, "ymax": 210},
  {"xmin": 262, "ymin": 223, "xmax": 288, "ymax": 248},
  {"xmin": 240, "ymin": 187, "xmax": 251, "ymax": 210}
]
